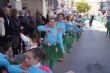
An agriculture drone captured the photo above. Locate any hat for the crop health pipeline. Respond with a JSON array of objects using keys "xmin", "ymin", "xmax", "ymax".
[{"xmin": 20, "ymin": 33, "xmax": 38, "ymax": 50}]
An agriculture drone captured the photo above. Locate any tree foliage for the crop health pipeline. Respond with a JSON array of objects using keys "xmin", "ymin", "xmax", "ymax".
[{"xmin": 75, "ymin": 0, "xmax": 91, "ymax": 13}]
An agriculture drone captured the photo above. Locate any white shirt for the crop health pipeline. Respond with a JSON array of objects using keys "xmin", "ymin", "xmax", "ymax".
[
  {"xmin": 32, "ymin": 62, "xmax": 41, "ymax": 67},
  {"xmin": 0, "ymin": 17, "xmax": 5, "ymax": 36}
]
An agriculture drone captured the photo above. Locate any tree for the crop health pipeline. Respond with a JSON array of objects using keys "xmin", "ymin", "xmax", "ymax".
[{"xmin": 75, "ymin": 0, "xmax": 91, "ymax": 13}]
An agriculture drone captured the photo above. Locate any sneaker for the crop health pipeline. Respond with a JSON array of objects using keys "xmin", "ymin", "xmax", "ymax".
[
  {"xmin": 58, "ymin": 58, "xmax": 63, "ymax": 62},
  {"xmin": 66, "ymin": 50, "xmax": 71, "ymax": 53},
  {"xmin": 66, "ymin": 70, "xmax": 75, "ymax": 73}
]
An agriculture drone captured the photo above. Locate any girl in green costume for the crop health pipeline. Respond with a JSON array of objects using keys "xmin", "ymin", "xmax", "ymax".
[{"xmin": 37, "ymin": 18, "xmax": 62, "ymax": 69}]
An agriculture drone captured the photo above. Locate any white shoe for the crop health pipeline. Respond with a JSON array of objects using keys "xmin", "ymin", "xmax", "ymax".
[{"xmin": 66, "ymin": 70, "xmax": 75, "ymax": 73}]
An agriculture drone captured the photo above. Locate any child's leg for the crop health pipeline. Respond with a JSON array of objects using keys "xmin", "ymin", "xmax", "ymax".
[
  {"xmin": 106, "ymin": 29, "xmax": 108, "ymax": 37},
  {"xmin": 48, "ymin": 60, "xmax": 54, "ymax": 70},
  {"xmin": 109, "ymin": 29, "xmax": 110, "ymax": 38},
  {"xmin": 76, "ymin": 32, "xmax": 80, "ymax": 40}
]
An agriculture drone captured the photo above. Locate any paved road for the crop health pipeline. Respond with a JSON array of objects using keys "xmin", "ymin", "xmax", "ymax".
[{"xmin": 53, "ymin": 23, "xmax": 110, "ymax": 73}]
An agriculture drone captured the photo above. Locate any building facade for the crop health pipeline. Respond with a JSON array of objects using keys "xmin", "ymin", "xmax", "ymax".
[
  {"xmin": 98, "ymin": 0, "xmax": 110, "ymax": 11},
  {"xmin": 0, "ymin": 0, "xmax": 6, "ymax": 7},
  {"xmin": 0, "ymin": 0, "xmax": 10, "ymax": 7},
  {"xmin": 22, "ymin": 0, "xmax": 48, "ymax": 17},
  {"xmin": 57, "ymin": 0, "xmax": 74, "ymax": 9},
  {"xmin": 0, "ymin": 0, "xmax": 22, "ymax": 10},
  {"xmin": 48, "ymin": 0, "xmax": 58, "ymax": 11},
  {"xmin": 10, "ymin": 0, "xmax": 22, "ymax": 10}
]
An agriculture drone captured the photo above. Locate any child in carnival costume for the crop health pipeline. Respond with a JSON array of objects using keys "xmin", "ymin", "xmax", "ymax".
[
  {"xmin": 74, "ymin": 15, "xmax": 85, "ymax": 31},
  {"xmin": 37, "ymin": 18, "xmax": 63, "ymax": 69},
  {"xmin": 0, "ymin": 53, "xmax": 11, "ymax": 73},
  {"xmin": 0, "ymin": 33, "xmax": 31, "ymax": 73},
  {"xmin": 0, "ymin": 38, "xmax": 20, "ymax": 72},
  {"xmin": 19, "ymin": 33, "xmax": 52, "ymax": 73},
  {"xmin": 106, "ymin": 9, "xmax": 110, "ymax": 37},
  {"xmin": 73, "ymin": 15, "xmax": 82, "ymax": 39},
  {"xmin": 8, "ymin": 48, "xmax": 52, "ymax": 73},
  {"xmin": 56, "ymin": 13, "xmax": 68, "ymax": 61},
  {"xmin": 66, "ymin": 14, "xmax": 81, "ymax": 40},
  {"xmin": 0, "ymin": 48, "xmax": 52, "ymax": 73},
  {"xmin": 64, "ymin": 15, "xmax": 79, "ymax": 53},
  {"xmin": 0, "ymin": 33, "xmax": 52, "ymax": 73}
]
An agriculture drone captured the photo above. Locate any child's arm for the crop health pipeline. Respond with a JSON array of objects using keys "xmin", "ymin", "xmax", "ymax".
[
  {"xmin": 0, "ymin": 59, "xmax": 10, "ymax": 68},
  {"xmin": 57, "ymin": 33, "xmax": 65, "ymax": 53},
  {"xmin": 8, "ymin": 65, "xmax": 21, "ymax": 73},
  {"xmin": 0, "ymin": 53, "xmax": 5, "ymax": 59},
  {"xmin": 8, "ymin": 65, "xmax": 30, "ymax": 73},
  {"xmin": 66, "ymin": 22, "xmax": 73, "ymax": 26},
  {"xmin": 37, "ymin": 26, "xmax": 49, "ymax": 31},
  {"xmin": 0, "ymin": 53, "xmax": 10, "ymax": 68}
]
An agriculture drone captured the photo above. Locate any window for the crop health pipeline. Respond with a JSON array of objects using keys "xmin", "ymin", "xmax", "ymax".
[
  {"xmin": 99, "ymin": 2, "xmax": 108, "ymax": 11},
  {"xmin": 16, "ymin": 0, "xmax": 21, "ymax": 2}
]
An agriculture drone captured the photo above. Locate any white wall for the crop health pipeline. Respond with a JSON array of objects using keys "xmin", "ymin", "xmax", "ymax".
[
  {"xmin": 10, "ymin": 0, "xmax": 22, "ymax": 10},
  {"xmin": 42, "ymin": 0, "xmax": 48, "ymax": 17},
  {"xmin": 22, "ymin": 0, "xmax": 48, "ymax": 17},
  {"xmin": 22, "ymin": 0, "xmax": 42, "ymax": 15},
  {"xmin": 15, "ymin": 1, "xmax": 22, "ymax": 10},
  {"xmin": 28, "ymin": 0, "xmax": 42, "ymax": 14}
]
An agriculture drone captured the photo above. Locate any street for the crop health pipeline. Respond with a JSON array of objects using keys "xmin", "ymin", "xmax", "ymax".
[
  {"xmin": 53, "ymin": 21, "xmax": 110, "ymax": 73},
  {"xmin": 1, "ymin": 0, "xmax": 110, "ymax": 73}
]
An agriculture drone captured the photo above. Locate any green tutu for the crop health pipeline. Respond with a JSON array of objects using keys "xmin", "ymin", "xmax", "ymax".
[
  {"xmin": 63, "ymin": 34, "xmax": 68, "ymax": 50},
  {"xmin": 106, "ymin": 22, "xmax": 110, "ymax": 31},
  {"xmin": 57, "ymin": 46, "xmax": 64, "ymax": 58},
  {"xmin": 0, "ymin": 47, "xmax": 3, "ymax": 51},
  {"xmin": 8, "ymin": 59, "xmax": 20, "ymax": 65},
  {"xmin": 41, "ymin": 43, "xmax": 63, "ymax": 61},
  {"xmin": 63, "ymin": 32, "xmax": 76, "ymax": 52}
]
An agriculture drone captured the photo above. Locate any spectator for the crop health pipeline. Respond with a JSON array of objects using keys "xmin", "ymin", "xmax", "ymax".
[
  {"xmin": 18, "ymin": 10, "xmax": 27, "ymax": 53},
  {"xmin": 3, "ymin": 7, "xmax": 11, "ymax": 40},
  {"xmin": 36, "ymin": 10, "xmax": 46, "ymax": 39},
  {"xmin": 89, "ymin": 15, "xmax": 94, "ymax": 27},
  {"xmin": 10, "ymin": 8, "xmax": 20, "ymax": 55},
  {"xmin": 0, "ymin": 8, "xmax": 9, "ymax": 53},
  {"xmin": 0, "ymin": 8, "xmax": 5, "ymax": 37},
  {"xmin": 27, "ymin": 11, "xmax": 36, "ymax": 37},
  {"xmin": 36, "ymin": 10, "xmax": 43, "ymax": 26},
  {"xmin": 23, "ymin": 10, "xmax": 32, "ymax": 35}
]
